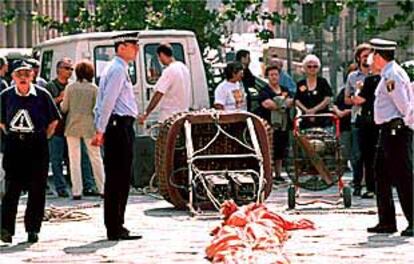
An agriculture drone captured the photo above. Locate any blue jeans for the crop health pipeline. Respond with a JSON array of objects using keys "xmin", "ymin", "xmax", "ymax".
[
  {"xmin": 351, "ymin": 125, "xmax": 363, "ymax": 187},
  {"xmin": 81, "ymin": 139, "xmax": 95, "ymax": 190},
  {"xmin": 49, "ymin": 135, "xmax": 67, "ymax": 192}
]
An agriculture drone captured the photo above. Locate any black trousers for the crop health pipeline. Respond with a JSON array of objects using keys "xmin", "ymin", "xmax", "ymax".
[
  {"xmin": 1, "ymin": 134, "xmax": 49, "ymax": 235},
  {"xmin": 103, "ymin": 116, "xmax": 135, "ymax": 236},
  {"xmin": 359, "ymin": 124, "xmax": 379, "ymax": 193},
  {"xmin": 375, "ymin": 124, "xmax": 413, "ymax": 227}
]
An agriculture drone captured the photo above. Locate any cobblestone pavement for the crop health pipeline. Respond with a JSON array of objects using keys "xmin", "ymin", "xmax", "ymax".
[{"xmin": 1, "ymin": 175, "xmax": 413, "ymax": 263}]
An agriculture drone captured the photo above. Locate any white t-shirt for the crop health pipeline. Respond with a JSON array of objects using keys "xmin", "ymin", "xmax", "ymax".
[
  {"xmin": 155, "ymin": 61, "xmax": 191, "ymax": 121},
  {"xmin": 214, "ymin": 80, "xmax": 247, "ymax": 110}
]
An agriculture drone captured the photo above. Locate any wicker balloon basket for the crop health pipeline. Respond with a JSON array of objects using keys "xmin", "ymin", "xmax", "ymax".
[{"xmin": 155, "ymin": 110, "xmax": 273, "ymax": 211}]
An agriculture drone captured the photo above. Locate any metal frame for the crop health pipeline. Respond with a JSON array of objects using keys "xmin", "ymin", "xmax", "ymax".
[{"xmin": 184, "ymin": 117, "xmax": 265, "ymax": 215}]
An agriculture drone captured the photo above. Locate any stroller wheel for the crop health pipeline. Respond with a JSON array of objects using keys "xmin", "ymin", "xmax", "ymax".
[
  {"xmin": 343, "ymin": 186, "xmax": 352, "ymax": 208},
  {"xmin": 288, "ymin": 185, "xmax": 296, "ymax": 209}
]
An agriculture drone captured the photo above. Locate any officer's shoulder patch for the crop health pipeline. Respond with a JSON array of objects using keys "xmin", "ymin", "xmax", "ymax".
[{"xmin": 386, "ymin": 79, "xmax": 395, "ymax": 93}]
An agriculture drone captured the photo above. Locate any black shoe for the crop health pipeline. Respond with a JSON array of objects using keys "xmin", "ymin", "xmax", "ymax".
[
  {"xmin": 119, "ymin": 233, "xmax": 142, "ymax": 240},
  {"xmin": 120, "ymin": 227, "xmax": 130, "ymax": 236},
  {"xmin": 57, "ymin": 190, "xmax": 69, "ymax": 198},
  {"xmin": 367, "ymin": 224, "xmax": 397, "ymax": 233},
  {"xmin": 361, "ymin": 191, "xmax": 375, "ymax": 199},
  {"xmin": 273, "ymin": 176, "xmax": 286, "ymax": 184},
  {"xmin": 1, "ymin": 229, "xmax": 12, "ymax": 243},
  {"xmin": 83, "ymin": 189, "xmax": 99, "ymax": 197},
  {"xmin": 72, "ymin": 195, "xmax": 82, "ymax": 200},
  {"xmin": 353, "ymin": 187, "xmax": 361, "ymax": 196},
  {"xmin": 27, "ymin": 232, "xmax": 39, "ymax": 243},
  {"xmin": 401, "ymin": 226, "xmax": 414, "ymax": 237}
]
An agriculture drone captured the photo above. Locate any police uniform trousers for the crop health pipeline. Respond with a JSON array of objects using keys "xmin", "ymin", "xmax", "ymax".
[
  {"xmin": 1, "ymin": 132, "xmax": 49, "ymax": 235},
  {"xmin": 103, "ymin": 115, "xmax": 135, "ymax": 237},
  {"xmin": 375, "ymin": 120, "xmax": 413, "ymax": 227}
]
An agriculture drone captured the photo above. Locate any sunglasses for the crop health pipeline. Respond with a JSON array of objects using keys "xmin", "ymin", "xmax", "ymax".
[
  {"xmin": 61, "ymin": 66, "xmax": 74, "ymax": 71},
  {"xmin": 307, "ymin": 65, "xmax": 318, "ymax": 69}
]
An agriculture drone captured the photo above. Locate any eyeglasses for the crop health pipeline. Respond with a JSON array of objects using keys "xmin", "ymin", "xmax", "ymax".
[
  {"xmin": 307, "ymin": 65, "xmax": 318, "ymax": 69},
  {"xmin": 61, "ymin": 66, "xmax": 74, "ymax": 71}
]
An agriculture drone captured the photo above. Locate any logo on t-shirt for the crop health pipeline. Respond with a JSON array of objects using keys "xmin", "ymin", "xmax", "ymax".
[
  {"xmin": 232, "ymin": 89, "xmax": 244, "ymax": 109},
  {"xmin": 9, "ymin": 109, "xmax": 35, "ymax": 133}
]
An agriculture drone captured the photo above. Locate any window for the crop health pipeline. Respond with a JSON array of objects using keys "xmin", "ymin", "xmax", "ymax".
[
  {"xmin": 144, "ymin": 43, "xmax": 185, "ymax": 84},
  {"xmin": 93, "ymin": 46, "xmax": 137, "ymax": 85},
  {"xmin": 40, "ymin": 50, "xmax": 53, "ymax": 82}
]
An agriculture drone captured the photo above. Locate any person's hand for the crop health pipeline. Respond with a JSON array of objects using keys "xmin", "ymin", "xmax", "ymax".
[
  {"xmin": 91, "ymin": 132, "xmax": 104, "ymax": 146},
  {"xmin": 306, "ymin": 108, "xmax": 316, "ymax": 115},
  {"xmin": 138, "ymin": 112, "xmax": 147, "ymax": 125}
]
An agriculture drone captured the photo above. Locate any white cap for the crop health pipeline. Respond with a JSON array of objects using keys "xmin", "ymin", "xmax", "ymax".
[{"xmin": 370, "ymin": 38, "xmax": 397, "ymax": 51}]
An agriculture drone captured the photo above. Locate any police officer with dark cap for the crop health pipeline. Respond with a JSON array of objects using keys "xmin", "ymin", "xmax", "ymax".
[
  {"xmin": 367, "ymin": 38, "xmax": 414, "ymax": 237},
  {"xmin": 0, "ymin": 61, "xmax": 60, "ymax": 244},
  {"xmin": 92, "ymin": 32, "xmax": 142, "ymax": 241}
]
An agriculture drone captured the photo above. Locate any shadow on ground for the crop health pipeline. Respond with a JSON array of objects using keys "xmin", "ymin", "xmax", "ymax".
[{"xmin": 63, "ymin": 239, "xmax": 118, "ymax": 254}]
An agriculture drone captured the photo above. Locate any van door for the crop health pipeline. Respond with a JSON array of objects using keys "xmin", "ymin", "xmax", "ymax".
[{"xmin": 138, "ymin": 38, "xmax": 188, "ymax": 127}]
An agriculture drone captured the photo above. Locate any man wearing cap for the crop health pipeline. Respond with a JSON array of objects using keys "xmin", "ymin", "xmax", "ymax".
[
  {"xmin": 367, "ymin": 38, "xmax": 413, "ymax": 237},
  {"xmin": 0, "ymin": 61, "xmax": 60, "ymax": 244},
  {"xmin": 92, "ymin": 32, "xmax": 142, "ymax": 241},
  {"xmin": 0, "ymin": 56, "xmax": 8, "ymax": 92}
]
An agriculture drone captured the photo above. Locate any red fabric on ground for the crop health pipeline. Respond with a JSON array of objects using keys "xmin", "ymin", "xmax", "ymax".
[{"xmin": 206, "ymin": 200, "xmax": 315, "ymax": 264}]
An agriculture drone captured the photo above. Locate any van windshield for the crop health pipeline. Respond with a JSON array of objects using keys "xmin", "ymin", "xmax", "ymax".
[
  {"xmin": 94, "ymin": 46, "xmax": 136, "ymax": 85},
  {"xmin": 144, "ymin": 43, "xmax": 185, "ymax": 84}
]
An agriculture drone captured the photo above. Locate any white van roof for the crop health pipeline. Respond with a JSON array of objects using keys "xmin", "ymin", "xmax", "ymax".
[{"xmin": 35, "ymin": 30, "xmax": 196, "ymax": 48}]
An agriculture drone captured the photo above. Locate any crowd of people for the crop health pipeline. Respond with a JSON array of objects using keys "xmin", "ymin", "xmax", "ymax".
[
  {"xmin": 213, "ymin": 40, "xmax": 413, "ymax": 237},
  {"xmin": 0, "ymin": 34, "xmax": 412, "ymax": 245}
]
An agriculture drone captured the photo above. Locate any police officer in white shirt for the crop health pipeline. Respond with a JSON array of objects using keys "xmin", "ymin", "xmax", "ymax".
[
  {"xmin": 367, "ymin": 38, "xmax": 413, "ymax": 237},
  {"xmin": 138, "ymin": 44, "xmax": 191, "ymax": 123}
]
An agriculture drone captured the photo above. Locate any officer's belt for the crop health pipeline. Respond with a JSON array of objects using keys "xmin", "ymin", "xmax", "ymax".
[
  {"xmin": 109, "ymin": 114, "xmax": 135, "ymax": 127},
  {"xmin": 380, "ymin": 118, "xmax": 405, "ymax": 130}
]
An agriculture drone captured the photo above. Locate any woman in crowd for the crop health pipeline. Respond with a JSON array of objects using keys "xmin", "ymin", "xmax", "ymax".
[
  {"xmin": 256, "ymin": 64, "xmax": 293, "ymax": 183},
  {"xmin": 60, "ymin": 60, "xmax": 105, "ymax": 200},
  {"xmin": 294, "ymin": 54, "xmax": 333, "ymax": 128},
  {"xmin": 214, "ymin": 61, "xmax": 247, "ymax": 111}
]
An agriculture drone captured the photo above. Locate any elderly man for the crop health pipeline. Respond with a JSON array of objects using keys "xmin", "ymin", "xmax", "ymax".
[
  {"xmin": 0, "ymin": 61, "xmax": 60, "ymax": 244},
  {"xmin": 45, "ymin": 57, "xmax": 74, "ymax": 198}
]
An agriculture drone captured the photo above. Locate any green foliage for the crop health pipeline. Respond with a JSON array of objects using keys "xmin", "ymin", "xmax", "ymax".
[{"xmin": 402, "ymin": 64, "xmax": 414, "ymax": 82}]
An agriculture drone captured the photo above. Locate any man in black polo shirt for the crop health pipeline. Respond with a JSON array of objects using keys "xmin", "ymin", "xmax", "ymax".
[{"xmin": 0, "ymin": 61, "xmax": 60, "ymax": 244}]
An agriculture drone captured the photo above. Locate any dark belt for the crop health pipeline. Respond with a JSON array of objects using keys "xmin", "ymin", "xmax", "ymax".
[
  {"xmin": 380, "ymin": 118, "xmax": 405, "ymax": 130},
  {"xmin": 109, "ymin": 114, "xmax": 135, "ymax": 127},
  {"xmin": 8, "ymin": 132, "xmax": 45, "ymax": 141}
]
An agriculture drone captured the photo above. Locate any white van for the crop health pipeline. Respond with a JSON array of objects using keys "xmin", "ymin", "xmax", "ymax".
[{"xmin": 34, "ymin": 30, "xmax": 210, "ymax": 134}]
